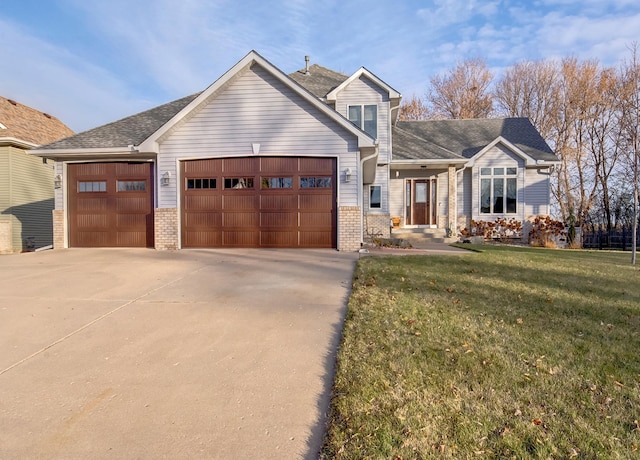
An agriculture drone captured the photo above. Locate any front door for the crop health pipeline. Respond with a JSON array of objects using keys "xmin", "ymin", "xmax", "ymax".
[{"xmin": 406, "ymin": 179, "xmax": 437, "ymax": 226}]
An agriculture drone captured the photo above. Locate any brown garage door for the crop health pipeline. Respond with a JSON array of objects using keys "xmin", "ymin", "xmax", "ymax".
[
  {"xmin": 68, "ymin": 162, "xmax": 154, "ymax": 247},
  {"xmin": 181, "ymin": 157, "xmax": 336, "ymax": 248}
]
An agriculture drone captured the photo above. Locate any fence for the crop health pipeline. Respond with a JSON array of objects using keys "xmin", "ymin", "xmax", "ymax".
[{"xmin": 582, "ymin": 226, "xmax": 640, "ymax": 250}]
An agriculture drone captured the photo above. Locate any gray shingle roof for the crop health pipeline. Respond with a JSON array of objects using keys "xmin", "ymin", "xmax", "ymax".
[
  {"xmin": 41, "ymin": 92, "xmax": 201, "ymax": 150},
  {"xmin": 392, "ymin": 126, "xmax": 463, "ymax": 161},
  {"xmin": 394, "ymin": 118, "xmax": 557, "ymax": 162},
  {"xmin": 288, "ymin": 64, "xmax": 349, "ymax": 99}
]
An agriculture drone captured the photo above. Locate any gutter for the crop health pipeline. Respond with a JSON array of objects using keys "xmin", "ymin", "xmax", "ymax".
[{"xmin": 359, "ymin": 146, "xmax": 379, "ymax": 246}]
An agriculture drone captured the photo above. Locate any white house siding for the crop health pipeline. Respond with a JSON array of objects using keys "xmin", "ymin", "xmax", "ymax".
[
  {"xmin": 524, "ymin": 168, "xmax": 551, "ymax": 218},
  {"xmin": 333, "ymin": 77, "xmax": 391, "ymax": 165},
  {"xmin": 471, "ymin": 144, "xmax": 525, "ymax": 222},
  {"xmin": 158, "ymin": 65, "xmax": 360, "ymax": 209}
]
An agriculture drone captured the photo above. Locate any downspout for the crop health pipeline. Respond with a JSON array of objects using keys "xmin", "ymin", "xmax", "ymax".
[{"xmin": 359, "ymin": 145, "xmax": 379, "ymax": 245}]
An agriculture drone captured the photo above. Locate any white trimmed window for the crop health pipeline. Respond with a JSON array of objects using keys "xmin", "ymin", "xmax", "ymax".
[
  {"xmin": 348, "ymin": 104, "xmax": 377, "ymax": 139},
  {"xmin": 369, "ymin": 185, "xmax": 381, "ymax": 209},
  {"xmin": 480, "ymin": 167, "xmax": 517, "ymax": 214}
]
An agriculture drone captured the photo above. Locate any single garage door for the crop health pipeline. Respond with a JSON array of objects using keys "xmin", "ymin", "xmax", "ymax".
[
  {"xmin": 181, "ymin": 157, "xmax": 336, "ymax": 248},
  {"xmin": 68, "ymin": 162, "xmax": 154, "ymax": 247}
]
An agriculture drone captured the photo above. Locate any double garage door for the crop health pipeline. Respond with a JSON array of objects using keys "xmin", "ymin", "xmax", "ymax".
[
  {"xmin": 181, "ymin": 157, "xmax": 336, "ymax": 248},
  {"xmin": 68, "ymin": 157, "xmax": 336, "ymax": 248}
]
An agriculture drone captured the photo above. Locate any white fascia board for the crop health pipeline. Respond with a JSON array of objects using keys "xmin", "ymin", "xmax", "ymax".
[
  {"xmin": 0, "ymin": 137, "xmax": 39, "ymax": 149},
  {"xmin": 138, "ymin": 50, "xmax": 377, "ymax": 151},
  {"xmin": 391, "ymin": 158, "xmax": 468, "ymax": 166},
  {"xmin": 466, "ymin": 136, "xmax": 537, "ymax": 167},
  {"xmin": 326, "ymin": 67, "xmax": 402, "ymax": 102},
  {"xmin": 29, "ymin": 146, "xmax": 139, "ymax": 159}
]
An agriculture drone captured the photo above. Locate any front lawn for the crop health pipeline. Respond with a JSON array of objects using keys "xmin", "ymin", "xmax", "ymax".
[{"xmin": 322, "ymin": 246, "xmax": 640, "ymax": 459}]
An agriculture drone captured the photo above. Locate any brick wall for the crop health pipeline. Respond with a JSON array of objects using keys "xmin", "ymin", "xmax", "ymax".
[
  {"xmin": 338, "ymin": 206, "xmax": 361, "ymax": 251},
  {"xmin": 52, "ymin": 210, "xmax": 65, "ymax": 249},
  {"xmin": 154, "ymin": 208, "xmax": 179, "ymax": 250},
  {"xmin": 364, "ymin": 213, "xmax": 391, "ymax": 240}
]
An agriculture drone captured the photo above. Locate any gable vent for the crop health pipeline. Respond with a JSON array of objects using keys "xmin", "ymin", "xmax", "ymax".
[
  {"xmin": 42, "ymin": 112, "xmax": 52, "ymax": 119},
  {"xmin": 7, "ymin": 99, "xmax": 18, "ymax": 106}
]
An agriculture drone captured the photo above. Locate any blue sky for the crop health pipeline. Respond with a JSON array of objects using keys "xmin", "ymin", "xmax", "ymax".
[{"xmin": 2, "ymin": 0, "xmax": 639, "ymax": 133}]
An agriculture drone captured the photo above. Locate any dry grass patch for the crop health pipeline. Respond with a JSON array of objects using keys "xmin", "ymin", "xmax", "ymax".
[{"xmin": 323, "ymin": 246, "xmax": 640, "ymax": 459}]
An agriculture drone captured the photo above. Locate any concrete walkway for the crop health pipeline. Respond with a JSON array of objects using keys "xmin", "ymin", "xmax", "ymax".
[{"xmin": 0, "ymin": 248, "xmax": 357, "ymax": 459}]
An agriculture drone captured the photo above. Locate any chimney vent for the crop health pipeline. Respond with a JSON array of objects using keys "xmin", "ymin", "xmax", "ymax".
[{"xmin": 304, "ymin": 55, "xmax": 310, "ymax": 75}]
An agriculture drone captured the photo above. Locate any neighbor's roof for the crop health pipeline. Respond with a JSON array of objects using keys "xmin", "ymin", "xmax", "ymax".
[
  {"xmin": 0, "ymin": 96, "xmax": 74, "ymax": 146},
  {"xmin": 41, "ymin": 93, "xmax": 201, "ymax": 150},
  {"xmin": 288, "ymin": 64, "xmax": 349, "ymax": 99},
  {"xmin": 394, "ymin": 118, "xmax": 558, "ymax": 162}
]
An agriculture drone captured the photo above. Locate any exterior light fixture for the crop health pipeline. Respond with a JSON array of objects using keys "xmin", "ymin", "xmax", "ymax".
[
  {"xmin": 161, "ymin": 171, "xmax": 171, "ymax": 186},
  {"xmin": 344, "ymin": 167, "xmax": 352, "ymax": 182},
  {"xmin": 54, "ymin": 174, "xmax": 62, "ymax": 189}
]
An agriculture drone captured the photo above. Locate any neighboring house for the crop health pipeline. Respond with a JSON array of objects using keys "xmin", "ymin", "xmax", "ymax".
[
  {"xmin": 0, "ymin": 96, "xmax": 74, "ymax": 253},
  {"xmin": 32, "ymin": 50, "xmax": 558, "ymax": 251}
]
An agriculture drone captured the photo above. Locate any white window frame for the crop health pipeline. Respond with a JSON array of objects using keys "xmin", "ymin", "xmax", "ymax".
[
  {"xmin": 480, "ymin": 167, "xmax": 518, "ymax": 214},
  {"xmin": 348, "ymin": 104, "xmax": 377, "ymax": 139}
]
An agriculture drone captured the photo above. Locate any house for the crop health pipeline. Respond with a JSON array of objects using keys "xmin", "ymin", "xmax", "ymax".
[
  {"xmin": 0, "ymin": 96, "xmax": 74, "ymax": 253},
  {"xmin": 31, "ymin": 50, "xmax": 558, "ymax": 251}
]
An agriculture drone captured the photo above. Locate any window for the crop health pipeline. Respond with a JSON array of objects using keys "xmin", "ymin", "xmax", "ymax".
[
  {"xmin": 348, "ymin": 104, "xmax": 377, "ymax": 138},
  {"xmin": 117, "ymin": 180, "xmax": 146, "ymax": 192},
  {"xmin": 480, "ymin": 167, "xmax": 517, "ymax": 214},
  {"xmin": 300, "ymin": 177, "xmax": 332, "ymax": 188},
  {"xmin": 261, "ymin": 177, "xmax": 293, "ymax": 189},
  {"xmin": 187, "ymin": 178, "xmax": 217, "ymax": 189},
  {"xmin": 369, "ymin": 185, "xmax": 381, "ymax": 209},
  {"xmin": 224, "ymin": 177, "xmax": 254, "ymax": 189},
  {"xmin": 78, "ymin": 181, "xmax": 106, "ymax": 192}
]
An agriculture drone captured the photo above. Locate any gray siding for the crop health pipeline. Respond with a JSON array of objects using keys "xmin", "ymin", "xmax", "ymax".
[
  {"xmin": 158, "ymin": 65, "xmax": 360, "ymax": 209},
  {"xmin": 457, "ymin": 168, "xmax": 472, "ymax": 219},
  {"xmin": 524, "ymin": 168, "xmax": 551, "ymax": 217},
  {"xmin": 334, "ymin": 76, "xmax": 391, "ymax": 165}
]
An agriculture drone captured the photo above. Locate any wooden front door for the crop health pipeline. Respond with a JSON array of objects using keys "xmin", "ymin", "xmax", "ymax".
[{"xmin": 407, "ymin": 179, "xmax": 437, "ymax": 226}]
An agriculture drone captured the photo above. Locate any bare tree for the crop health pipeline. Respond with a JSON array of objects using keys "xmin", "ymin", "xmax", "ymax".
[
  {"xmin": 398, "ymin": 94, "xmax": 432, "ymax": 121},
  {"xmin": 427, "ymin": 58, "xmax": 494, "ymax": 119},
  {"xmin": 494, "ymin": 60, "xmax": 561, "ymax": 140}
]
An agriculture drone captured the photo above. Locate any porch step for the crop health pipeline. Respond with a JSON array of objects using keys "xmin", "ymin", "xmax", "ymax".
[{"xmin": 391, "ymin": 228, "xmax": 457, "ymax": 247}]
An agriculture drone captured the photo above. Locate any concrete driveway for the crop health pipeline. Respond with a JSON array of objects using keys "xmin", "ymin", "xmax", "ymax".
[{"xmin": 0, "ymin": 248, "xmax": 357, "ymax": 459}]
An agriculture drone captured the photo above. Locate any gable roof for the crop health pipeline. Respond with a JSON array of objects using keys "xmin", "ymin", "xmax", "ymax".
[
  {"xmin": 288, "ymin": 64, "xmax": 349, "ymax": 99},
  {"xmin": 394, "ymin": 118, "xmax": 558, "ymax": 164},
  {"xmin": 325, "ymin": 67, "xmax": 402, "ymax": 103},
  {"xmin": 35, "ymin": 51, "xmax": 376, "ymax": 158},
  {"xmin": 40, "ymin": 93, "xmax": 201, "ymax": 151},
  {"xmin": 0, "ymin": 96, "xmax": 74, "ymax": 147}
]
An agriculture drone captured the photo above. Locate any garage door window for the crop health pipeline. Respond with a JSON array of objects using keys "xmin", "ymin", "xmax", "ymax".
[
  {"xmin": 261, "ymin": 177, "xmax": 293, "ymax": 189},
  {"xmin": 224, "ymin": 177, "xmax": 254, "ymax": 189},
  {"xmin": 117, "ymin": 181, "xmax": 147, "ymax": 192},
  {"xmin": 187, "ymin": 178, "xmax": 217, "ymax": 189},
  {"xmin": 300, "ymin": 177, "xmax": 332, "ymax": 188},
  {"xmin": 78, "ymin": 181, "xmax": 106, "ymax": 192}
]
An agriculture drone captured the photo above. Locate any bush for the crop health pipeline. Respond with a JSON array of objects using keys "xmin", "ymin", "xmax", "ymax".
[
  {"xmin": 528, "ymin": 215, "xmax": 567, "ymax": 247},
  {"xmin": 460, "ymin": 218, "xmax": 523, "ymax": 241}
]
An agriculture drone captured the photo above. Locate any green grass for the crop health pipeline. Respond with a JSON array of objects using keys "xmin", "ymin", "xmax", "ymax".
[{"xmin": 322, "ymin": 246, "xmax": 640, "ymax": 459}]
